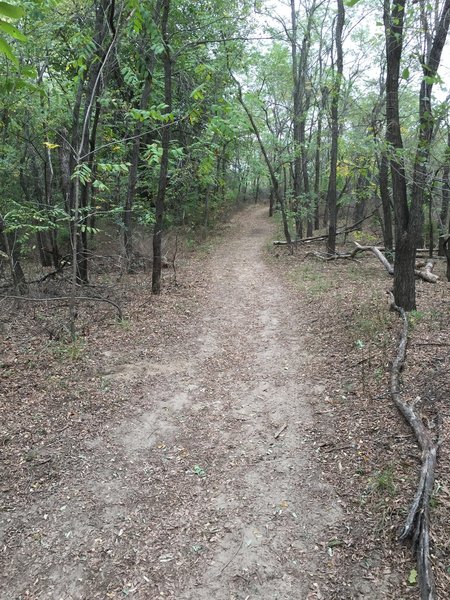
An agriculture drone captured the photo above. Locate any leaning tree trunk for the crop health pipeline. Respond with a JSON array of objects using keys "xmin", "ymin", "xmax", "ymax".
[
  {"xmin": 68, "ymin": 0, "xmax": 116, "ymax": 286},
  {"xmin": 227, "ymin": 56, "xmax": 291, "ymax": 244},
  {"xmin": 152, "ymin": 0, "xmax": 172, "ymax": 294}
]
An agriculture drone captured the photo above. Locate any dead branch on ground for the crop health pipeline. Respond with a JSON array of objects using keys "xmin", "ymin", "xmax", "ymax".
[
  {"xmin": 389, "ymin": 294, "xmax": 439, "ymax": 600},
  {"xmin": 352, "ymin": 243, "xmax": 439, "ymax": 283},
  {"xmin": 0, "ymin": 294, "xmax": 123, "ymax": 320},
  {"xmin": 273, "ymin": 207, "xmax": 380, "ymax": 246}
]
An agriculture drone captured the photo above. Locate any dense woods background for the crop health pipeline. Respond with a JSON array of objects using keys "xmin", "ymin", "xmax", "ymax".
[{"xmin": 1, "ymin": 0, "xmax": 449, "ymax": 319}]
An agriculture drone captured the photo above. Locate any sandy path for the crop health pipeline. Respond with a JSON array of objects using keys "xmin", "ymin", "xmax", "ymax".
[{"xmin": 2, "ymin": 206, "xmax": 343, "ymax": 599}]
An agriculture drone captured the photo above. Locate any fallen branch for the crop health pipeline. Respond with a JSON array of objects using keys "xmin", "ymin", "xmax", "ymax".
[
  {"xmin": 0, "ymin": 294, "xmax": 123, "ymax": 319},
  {"xmin": 274, "ymin": 423, "xmax": 288, "ymax": 439},
  {"xmin": 273, "ymin": 207, "xmax": 380, "ymax": 246},
  {"xmin": 415, "ymin": 259, "xmax": 439, "ymax": 283},
  {"xmin": 389, "ymin": 294, "xmax": 438, "ymax": 600},
  {"xmin": 352, "ymin": 244, "xmax": 439, "ymax": 283},
  {"xmin": 352, "ymin": 243, "xmax": 393, "ymax": 274}
]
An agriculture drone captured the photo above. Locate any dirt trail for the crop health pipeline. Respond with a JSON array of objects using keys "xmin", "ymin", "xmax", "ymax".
[{"xmin": 2, "ymin": 206, "xmax": 344, "ymax": 599}]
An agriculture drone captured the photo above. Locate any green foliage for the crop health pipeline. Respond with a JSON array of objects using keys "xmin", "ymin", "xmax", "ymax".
[
  {"xmin": 0, "ymin": 1, "xmax": 25, "ymax": 65},
  {"xmin": 51, "ymin": 338, "xmax": 86, "ymax": 361},
  {"xmin": 407, "ymin": 310, "xmax": 424, "ymax": 329}
]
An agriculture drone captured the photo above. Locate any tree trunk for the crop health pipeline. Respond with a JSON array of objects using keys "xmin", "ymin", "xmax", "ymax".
[
  {"xmin": 152, "ymin": 0, "xmax": 172, "ymax": 294},
  {"xmin": 269, "ymin": 188, "xmax": 274, "ymax": 217},
  {"xmin": 326, "ymin": 0, "xmax": 345, "ymax": 255},
  {"xmin": 0, "ymin": 217, "xmax": 27, "ymax": 294},
  {"xmin": 254, "ymin": 176, "xmax": 260, "ymax": 204},
  {"xmin": 227, "ymin": 59, "xmax": 291, "ymax": 244},
  {"xmin": 290, "ymin": 0, "xmax": 303, "ymax": 241},
  {"xmin": 385, "ymin": 0, "xmax": 414, "ymax": 309},
  {"xmin": 379, "ymin": 151, "xmax": 394, "ymax": 251},
  {"xmin": 445, "ymin": 236, "xmax": 450, "ymax": 281},
  {"xmin": 438, "ymin": 130, "xmax": 450, "ymax": 256},
  {"xmin": 385, "ymin": 0, "xmax": 450, "ymax": 310},
  {"xmin": 124, "ymin": 2, "xmax": 163, "ymax": 270},
  {"xmin": 68, "ymin": 0, "xmax": 116, "ymax": 286}
]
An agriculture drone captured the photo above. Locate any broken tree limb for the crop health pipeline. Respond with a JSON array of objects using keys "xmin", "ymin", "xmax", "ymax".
[
  {"xmin": 415, "ymin": 260, "xmax": 439, "ymax": 284},
  {"xmin": 389, "ymin": 294, "xmax": 438, "ymax": 600},
  {"xmin": 351, "ymin": 244, "xmax": 439, "ymax": 283},
  {"xmin": 351, "ymin": 242, "xmax": 393, "ymax": 274},
  {"xmin": 273, "ymin": 207, "xmax": 380, "ymax": 246}
]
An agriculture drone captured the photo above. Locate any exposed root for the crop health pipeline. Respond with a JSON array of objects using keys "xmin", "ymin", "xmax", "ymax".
[{"xmin": 389, "ymin": 295, "xmax": 439, "ymax": 600}]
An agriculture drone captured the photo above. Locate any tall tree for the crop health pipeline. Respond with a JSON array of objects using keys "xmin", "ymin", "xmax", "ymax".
[
  {"xmin": 152, "ymin": 0, "xmax": 172, "ymax": 294},
  {"xmin": 384, "ymin": 0, "xmax": 450, "ymax": 310},
  {"xmin": 326, "ymin": 0, "xmax": 344, "ymax": 255}
]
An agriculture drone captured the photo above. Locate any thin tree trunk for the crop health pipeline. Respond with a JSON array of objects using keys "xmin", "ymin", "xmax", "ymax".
[
  {"xmin": 124, "ymin": 3, "xmax": 162, "ymax": 271},
  {"xmin": 438, "ymin": 129, "xmax": 450, "ymax": 255},
  {"xmin": 152, "ymin": 0, "xmax": 172, "ymax": 294},
  {"xmin": 326, "ymin": 0, "xmax": 345, "ymax": 255},
  {"xmin": 314, "ymin": 114, "xmax": 322, "ymax": 230},
  {"xmin": 385, "ymin": 0, "xmax": 414, "ymax": 309},
  {"xmin": 227, "ymin": 58, "xmax": 291, "ymax": 244},
  {"xmin": 0, "ymin": 217, "xmax": 27, "ymax": 294},
  {"xmin": 379, "ymin": 151, "xmax": 394, "ymax": 252}
]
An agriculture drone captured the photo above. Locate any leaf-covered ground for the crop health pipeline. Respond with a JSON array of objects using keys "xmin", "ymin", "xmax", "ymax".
[{"xmin": 1, "ymin": 205, "xmax": 449, "ymax": 599}]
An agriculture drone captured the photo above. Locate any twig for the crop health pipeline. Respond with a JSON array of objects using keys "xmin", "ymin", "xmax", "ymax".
[
  {"xmin": 218, "ymin": 537, "xmax": 244, "ymax": 576},
  {"xmin": 0, "ymin": 295, "xmax": 123, "ymax": 319},
  {"xmin": 273, "ymin": 207, "xmax": 380, "ymax": 246},
  {"xmin": 322, "ymin": 444, "xmax": 354, "ymax": 453},
  {"xmin": 274, "ymin": 423, "xmax": 288, "ymax": 439},
  {"xmin": 412, "ymin": 342, "xmax": 450, "ymax": 347}
]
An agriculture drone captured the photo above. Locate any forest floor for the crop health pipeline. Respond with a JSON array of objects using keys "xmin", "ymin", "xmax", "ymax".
[{"xmin": 1, "ymin": 204, "xmax": 450, "ymax": 600}]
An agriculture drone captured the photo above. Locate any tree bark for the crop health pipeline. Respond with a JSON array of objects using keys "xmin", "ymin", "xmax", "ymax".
[
  {"xmin": 438, "ymin": 129, "xmax": 450, "ymax": 256},
  {"xmin": 385, "ymin": 0, "xmax": 450, "ymax": 310},
  {"xmin": 379, "ymin": 151, "xmax": 394, "ymax": 252},
  {"xmin": 326, "ymin": 0, "xmax": 345, "ymax": 255}
]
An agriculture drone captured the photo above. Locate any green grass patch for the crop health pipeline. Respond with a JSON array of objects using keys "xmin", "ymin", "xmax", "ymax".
[{"xmin": 288, "ymin": 263, "xmax": 334, "ymax": 297}]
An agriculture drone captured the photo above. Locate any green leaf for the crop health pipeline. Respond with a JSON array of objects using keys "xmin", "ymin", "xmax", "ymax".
[
  {"xmin": 345, "ymin": 0, "xmax": 362, "ymax": 5},
  {"xmin": 401, "ymin": 67, "xmax": 410, "ymax": 80},
  {"xmin": 193, "ymin": 464, "xmax": 206, "ymax": 477},
  {"xmin": 21, "ymin": 65, "xmax": 36, "ymax": 78},
  {"xmin": 408, "ymin": 569, "xmax": 418, "ymax": 585},
  {"xmin": 0, "ymin": 2, "xmax": 24, "ymax": 19},
  {"xmin": 0, "ymin": 19, "xmax": 26, "ymax": 40},
  {"xmin": 0, "ymin": 36, "xmax": 18, "ymax": 64}
]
